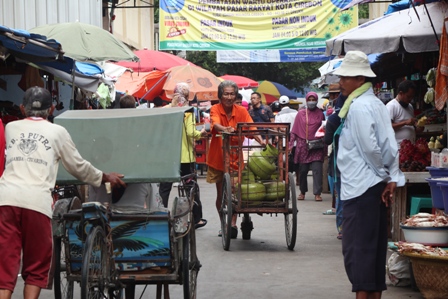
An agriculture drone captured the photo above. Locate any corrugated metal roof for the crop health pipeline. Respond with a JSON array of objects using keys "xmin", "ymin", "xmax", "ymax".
[{"xmin": 0, "ymin": 0, "xmax": 102, "ymax": 30}]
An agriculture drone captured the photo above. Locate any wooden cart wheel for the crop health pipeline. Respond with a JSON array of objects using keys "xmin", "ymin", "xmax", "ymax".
[
  {"xmin": 81, "ymin": 226, "xmax": 109, "ymax": 299},
  {"xmin": 53, "ymin": 237, "xmax": 74, "ymax": 299},
  {"xmin": 221, "ymin": 173, "xmax": 233, "ymax": 251},
  {"xmin": 285, "ymin": 173, "xmax": 298, "ymax": 250},
  {"xmin": 182, "ymin": 225, "xmax": 200, "ymax": 299}
]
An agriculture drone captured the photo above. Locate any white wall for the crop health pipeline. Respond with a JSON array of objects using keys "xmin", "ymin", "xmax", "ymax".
[
  {"xmin": 0, "ymin": 0, "xmax": 102, "ymax": 30},
  {"xmin": 107, "ymin": 2, "xmax": 155, "ymax": 50}
]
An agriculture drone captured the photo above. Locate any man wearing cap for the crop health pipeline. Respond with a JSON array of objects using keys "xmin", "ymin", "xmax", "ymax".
[
  {"xmin": 0, "ymin": 87, "xmax": 125, "ymax": 299},
  {"xmin": 275, "ymin": 96, "xmax": 299, "ymax": 179},
  {"xmin": 333, "ymin": 51, "xmax": 404, "ymax": 299}
]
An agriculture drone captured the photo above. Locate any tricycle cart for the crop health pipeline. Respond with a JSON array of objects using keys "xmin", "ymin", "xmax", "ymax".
[
  {"xmin": 220, "ymin": 122, "xmax": 298, "ymax": 251},
  {"xmin": 51, "ymin": 108, "xmax": 201, "ymax": 299}
]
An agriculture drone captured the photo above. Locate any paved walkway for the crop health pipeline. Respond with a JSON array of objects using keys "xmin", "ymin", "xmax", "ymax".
[{"xmin": 13, "ymin": 176, "xmax": 424, "ymax": 299}]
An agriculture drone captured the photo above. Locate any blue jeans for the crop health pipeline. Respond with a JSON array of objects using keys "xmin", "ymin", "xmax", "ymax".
[
  {"xmin": 328, "ymin": 175, "xmax": 343, "ymax": 234},
  {"xmin": 334, "ymin": 179, "xmax": 342, "ymax": 234}
]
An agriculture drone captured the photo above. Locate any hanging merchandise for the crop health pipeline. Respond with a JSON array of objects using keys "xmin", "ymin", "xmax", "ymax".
[{"xmin": 435, "ymin": 18, "xmax": 448, "ymax": 110}]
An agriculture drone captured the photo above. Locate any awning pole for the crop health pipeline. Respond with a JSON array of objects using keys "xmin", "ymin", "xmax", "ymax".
[
  {"xmin": 70, "ymin": 60, "xmax": 76, "ymax": 110},
  {"xmin": 423, "ymin": 3, "xmax": 440, "ymax": 46}
]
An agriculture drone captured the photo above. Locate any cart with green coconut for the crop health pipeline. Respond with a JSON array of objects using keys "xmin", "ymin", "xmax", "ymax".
[{"xmin": 220, "ymin": 122, "xmax": 298, "ymax": 251}]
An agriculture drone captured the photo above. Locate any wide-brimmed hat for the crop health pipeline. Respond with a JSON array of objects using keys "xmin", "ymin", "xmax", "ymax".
[
  {"xmin": 328, "ymin": 83, "xmax": 340, "ymax": 93},
  {"xmin": 333, "ymin": 51, "xmax": 376, "ymax": 78}
]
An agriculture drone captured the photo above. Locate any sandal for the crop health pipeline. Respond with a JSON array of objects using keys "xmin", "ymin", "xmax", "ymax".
[
  {"xmin": 218, "ymin": 230, "xmax": 222, "ymax": 237},
  {"xmin": 231, "ymin": 226, "xmax": 238, "ymax": 239},
  {"xmin": 322, "ymin": 209, "xmax": 335, "ymax": 215},
  {"xmin": 297, "ymin": 194, "xmax": 305, "ymax": 200},
  {"xmin": 195, "ymin": 219, "xmax": 207, "ymax": 229},
  {"xmin": 315, "ymin": 195, "xmax": 322, "ymax": 202},
  {"xmin": 337, "ymin": 233, "xmax": 342, "ymax": 240}
]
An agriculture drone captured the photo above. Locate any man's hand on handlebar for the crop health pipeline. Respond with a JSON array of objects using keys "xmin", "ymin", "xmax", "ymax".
[{"xmin": 102, "ymin": 172, "xmax": 126, "ymax": 189}]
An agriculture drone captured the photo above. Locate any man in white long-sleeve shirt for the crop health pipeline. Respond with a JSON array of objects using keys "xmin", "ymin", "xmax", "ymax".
[
  {"xmin": 0, "ymin": 87, "xmax": 125, "ymax": 299},
  {"xmin": 334, "ymin": 51, "xmax": 404, "ymax": 299}
]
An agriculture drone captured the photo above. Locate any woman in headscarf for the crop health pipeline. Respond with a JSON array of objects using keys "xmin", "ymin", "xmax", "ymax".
[
  {"xmin": 159, "ymin": 82, "xmax": 208, "ymax": 228},
  {"xmin": 289, "ymin": 92, "xmax": 326, "ymax": 201}
]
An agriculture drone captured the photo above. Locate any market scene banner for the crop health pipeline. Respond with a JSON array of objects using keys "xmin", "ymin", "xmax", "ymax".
[{"xmin": 159, "ymin": 0, "xmax": 358, "ymax": 51}]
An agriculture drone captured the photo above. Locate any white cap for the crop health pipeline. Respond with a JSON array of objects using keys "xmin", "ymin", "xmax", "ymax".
[{"xmin": 279, "ymin": 95, "xmax": 290, "ymax": 104}]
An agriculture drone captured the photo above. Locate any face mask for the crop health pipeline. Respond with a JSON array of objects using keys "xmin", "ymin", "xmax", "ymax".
[
  {"xmin": 399, "ymin": 101, "xmax": 409, "ymax": 108},
  {"xmin": 307, "ymin": 101, "xmax": 317, "ymax": 110}
]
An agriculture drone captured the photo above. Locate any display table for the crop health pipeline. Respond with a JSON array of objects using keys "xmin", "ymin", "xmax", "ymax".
[{"xmin": 391, "ymin": 172, "xmax": 430, "ymax": 241}]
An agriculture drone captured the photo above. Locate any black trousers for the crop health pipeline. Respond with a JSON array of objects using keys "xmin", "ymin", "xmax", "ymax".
[
  {"xmin": 342, "ymin": 182, "xmax": 388, "ymax": 292},
  {"xmin": 159, "ymin": 163, "xmax": 203, "ymax": 224}
]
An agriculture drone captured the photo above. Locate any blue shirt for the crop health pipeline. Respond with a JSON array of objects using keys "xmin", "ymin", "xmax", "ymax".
[
  {"xmin": 249, "ymin": 104, "xmax": 274, "ymax": 123},
  {"xmin": 337, "ymin": 88, "xmax": 404, "ymax": 200}
]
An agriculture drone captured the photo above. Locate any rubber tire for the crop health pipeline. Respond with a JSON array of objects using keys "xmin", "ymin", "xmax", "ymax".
[
  {"xmin": 285, "ymin": 173, "xmax": 298, "ymax": 250},
  {"xmin": 221, "ymin": 173, "xmax": 233, "ymax": 251},
  {"xmin": 241, "ymin": 215, "xmax": 253, "ymax": 240},
  {"xmin": 53, "ymin": 237, "xmax": 74, "ymax": 299},
  {"xmin": 182, "ymin": 227, "xmax": 200, "ymax": 299},
  {"xmin": 81, "ymin": 225, "xmax": 109, "ymax": 299}
]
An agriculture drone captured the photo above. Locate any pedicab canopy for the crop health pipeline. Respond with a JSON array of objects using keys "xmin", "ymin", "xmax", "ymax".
[{"xmin": 55, "ymin": 107, "xmax": 192, "ymax": 184}]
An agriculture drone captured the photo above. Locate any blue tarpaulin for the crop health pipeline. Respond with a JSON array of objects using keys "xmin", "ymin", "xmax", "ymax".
[{"xmin": 0, "ymin": 25, "xmax": 63, "ymax": 62}]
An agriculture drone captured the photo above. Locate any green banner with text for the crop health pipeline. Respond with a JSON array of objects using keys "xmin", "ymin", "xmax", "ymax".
[{"xmin": 159, "ymin": 0, "xmax": 358, "ymax": 51}]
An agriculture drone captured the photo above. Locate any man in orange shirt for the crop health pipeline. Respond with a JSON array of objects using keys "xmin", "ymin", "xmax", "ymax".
[{"xmin": 206, "ymin": 80, "xmax": 264, "ymax": 239}]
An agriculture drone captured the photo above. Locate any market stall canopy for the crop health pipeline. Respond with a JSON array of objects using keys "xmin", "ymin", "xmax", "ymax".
[
  {"xmin": 34, "ymin": 58, "xmax": 113, "ymax": 93},
  {"xmin": 325, "ymin": 1, "xmax": 448, "ymax": 55},
  {"xmin": 0, "ymin": 24, "xmax": 64, "ymax": 62},
  {"xmin": 318, "ymin": 54, "xmax": 379, "ymax": 85},
  {"xmin": 219, "ymin": 75, "xmax": 259, "ymax": 88},
  {"xmin": 29, "ymin": 22, "xmax": 138, "ymax": 62},
  {"xmin": 115, "ymin": 49, "xmax": 195, "ymax": 72},
  {"xmin": 55, "ymin": 107, "xmax": 192, "ymax": 184}
]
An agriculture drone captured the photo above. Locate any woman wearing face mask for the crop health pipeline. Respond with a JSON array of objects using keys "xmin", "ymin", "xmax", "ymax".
[{"xmin": 289, "ymin": 92, "xmax": 326, "ymax": 201}]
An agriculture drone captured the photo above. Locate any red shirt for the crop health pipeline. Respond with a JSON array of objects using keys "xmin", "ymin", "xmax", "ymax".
[
  {"xmin": 0, "ymin": 120, "xmax": 4, "ymax": 177},
  {"xmin": 207, "ymin": 104, "xmax": 254, "ymax": 171}
]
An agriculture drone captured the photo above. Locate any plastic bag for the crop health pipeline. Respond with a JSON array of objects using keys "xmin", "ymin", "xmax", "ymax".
[
  {"xmin": 386, "ymin": 252, "xmax": 411, "ymax": 287},
  {"xmin": 315, "ymin": 121, "xmax": 326, "ymax": 138}
]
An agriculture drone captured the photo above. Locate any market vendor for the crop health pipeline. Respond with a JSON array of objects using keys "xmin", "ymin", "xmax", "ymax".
[
  {"xmin": 206, "ymin": 80, "xmax": 265, "ymax": 239},
  {"xmin": 386, "ymin": 80, "xmax": 423, "ymax": 147}
]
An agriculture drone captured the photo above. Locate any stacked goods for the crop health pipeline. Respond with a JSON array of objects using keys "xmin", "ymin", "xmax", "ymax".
[
  {"xmin": 395, "ymin": 241, "xmax": 448, "ymax": 257},
  {"xmin": 399, "ymin": 138, "xmax": 431, "ymax": 172},
  {"xmin": 264, "ymin": 182, "xmax": 286, "ymax": 201},
  {"xmin": 248, "ymin": 151, "xmax": 276, "ymax": 180},
  {"xmin": 402, "ymin": 213, "xmax": 448, "ymax": 227},
  {"xmin": 400, "ymin": 213, "xmax": 448, "ymax": 246},
  {"xmin": 238, "ymin": 169, "xmax": 286, "ymax": 202}
]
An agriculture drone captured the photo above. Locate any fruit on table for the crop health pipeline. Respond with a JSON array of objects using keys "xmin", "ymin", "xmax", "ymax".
[
  {"xmin": 399, "ymin": 138, "xmax": 431, "ymax": 172},
  {"xmin": 428, "ymin": 137, "xmax": 435, "ymax": 149}
]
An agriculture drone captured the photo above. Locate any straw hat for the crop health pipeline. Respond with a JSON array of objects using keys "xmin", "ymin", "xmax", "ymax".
[{"xmin": 328, "ymin": 83, "xmax": 340, "ymax": 93}]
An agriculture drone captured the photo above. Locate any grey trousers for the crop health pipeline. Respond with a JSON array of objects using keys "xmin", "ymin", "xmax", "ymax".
[{"xmin": 299, "ymin": 160, "xmax": 323, "ymax": 195}]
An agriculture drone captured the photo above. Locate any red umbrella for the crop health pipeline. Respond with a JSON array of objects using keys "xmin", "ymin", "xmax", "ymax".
[
  {"xmin": 114, "ymin": 49, "xmax": 195, "ymax": 72},
  {"xmin": 219, "ymin": 74, "xmax": 259, "ymax": 88},
  {"xmin": 162, "ymin": 65, "xmax": 221, "ymax": 101},
  {"xmin": 114, "ymin": 70, "xmax": 168, "ymax": 100},
  {"xmin": 115, "ymin": 65, "xmax": 221, "ymax": 102}
]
